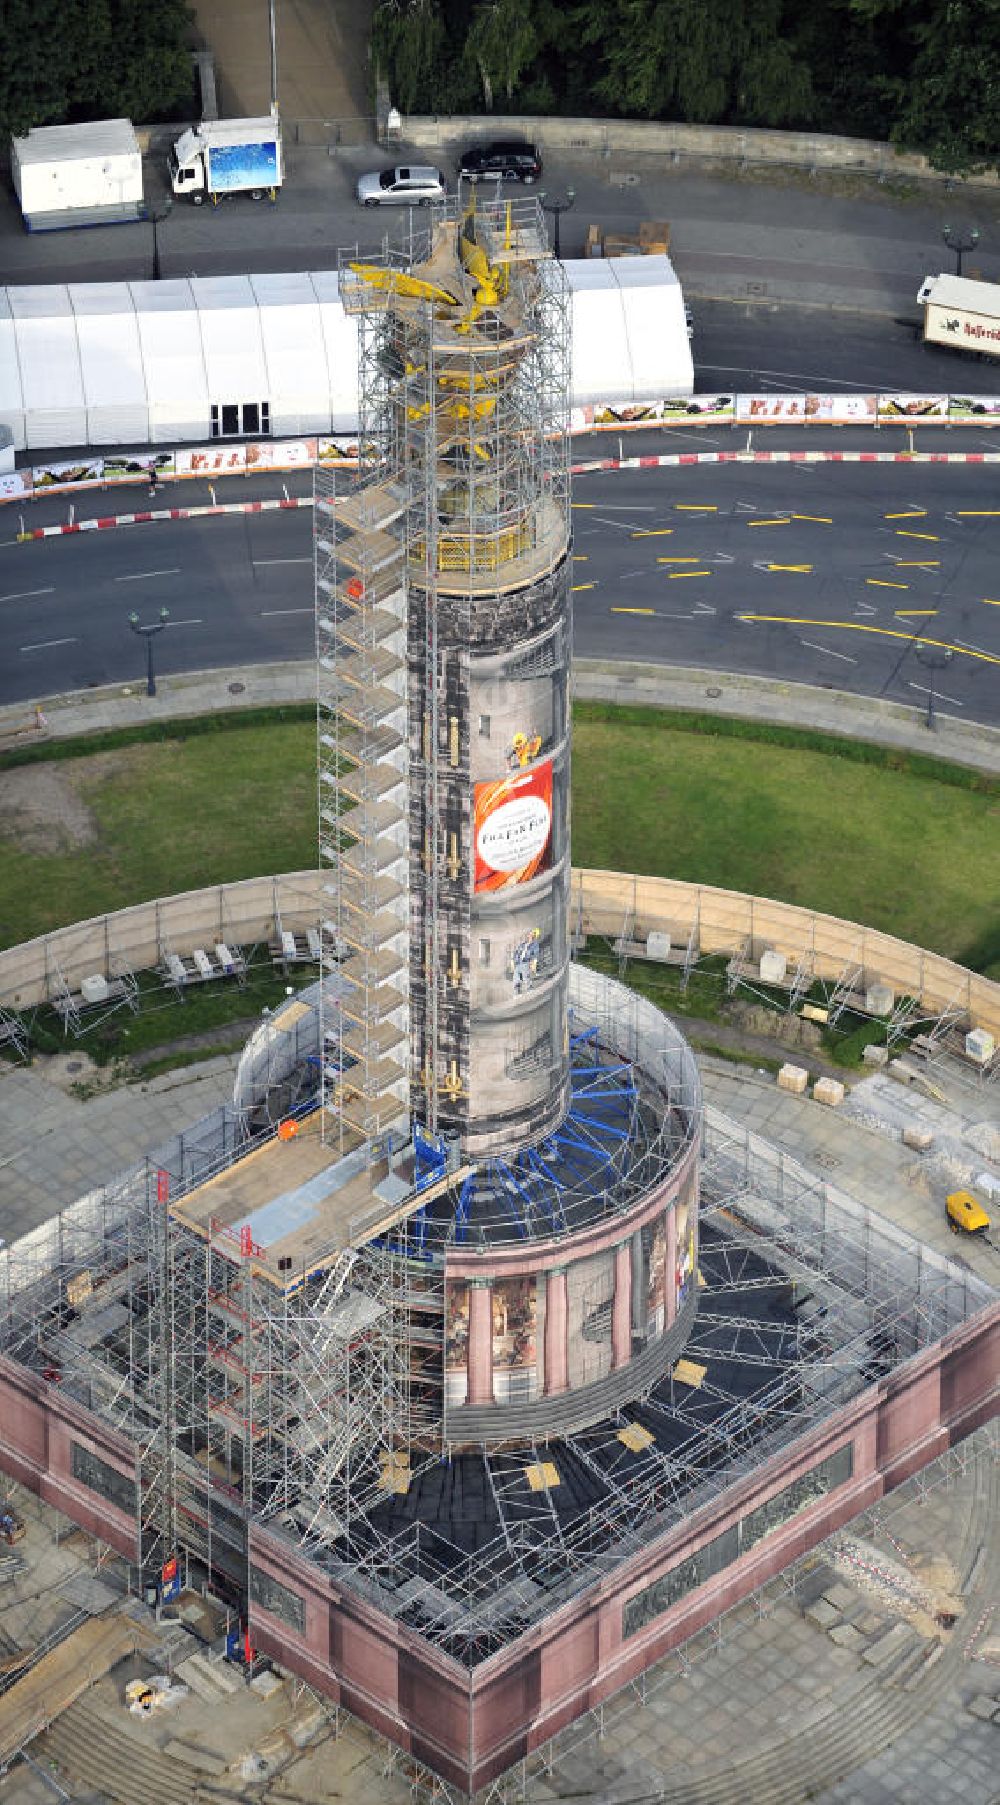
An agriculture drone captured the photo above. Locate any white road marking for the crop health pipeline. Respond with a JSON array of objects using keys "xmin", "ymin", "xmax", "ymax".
[
  {"xmin": 908, "ymin": 681, "xmax": 963, "ymax": 707},
  {"xmin": 114, "ymin": 568, "xmax": 181, "ymax": 582},
  {"xmin": 252, "ymin": 557, "xmax": 313, "ymax": 566},
  {"xmin": 617, "ymin": 569, "xmax": 654, "ymax": 581},
  {"xmin": 799, "ymin": 638, "xmax": 857, "ymax": 664},
  {"xmin": 853, "ymin": 603, "xmax": 878, "ymax": 617},
  {"xmin": 163, "ymin": 618, "xmax": 202, "ymax": 627},
  {"xmin": 20, "ymin": 636, "xmax": 78, "ymax": 652},
  {"xmin": 0, "ymin": 586, "xmax": 55, "ymax": 603},
  {"xmin": 260, "ymin": 607, "xmax": 314, "ymax": 616},
  {"xmin": 954, "ymin": 637, "xmax": 992, "ymax": 656}
]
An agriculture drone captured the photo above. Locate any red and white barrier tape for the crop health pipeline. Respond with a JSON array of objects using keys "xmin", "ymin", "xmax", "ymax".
[
  {"xmin": 570, "ymin": 449, "xmax": 1000, "ymax": 473},
  {"xmin": 19, "ymin": 495, "xmax": 311, "ymax": 541},
  {"xmin": 16, "ymin": 450, "xmax": 1000, "ymax": 537}
]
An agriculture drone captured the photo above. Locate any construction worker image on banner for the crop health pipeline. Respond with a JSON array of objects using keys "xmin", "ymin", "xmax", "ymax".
[
  {"xmin": 507, "ymin": 729, "xmax": 543, "ymax": 770},
  {"xmin": 509, "ymin": 926, "xmax": 542, "ymax": 995}
]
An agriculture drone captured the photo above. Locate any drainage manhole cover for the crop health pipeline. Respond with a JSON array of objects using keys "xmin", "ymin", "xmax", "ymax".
[
  {"xmin": 706, "ymin": 686, "xmax": 723, "ymax": 698},
  {"xmin": 228, "ymin": 682, "xmax": 246, "ymax": 695},
  {"xmin": 67, "ymin": 1061, "xmax": 83, "ymax": 1074}
]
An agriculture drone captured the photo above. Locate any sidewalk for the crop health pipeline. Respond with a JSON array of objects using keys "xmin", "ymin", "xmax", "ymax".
[{"xmin": 2, "ymin": 656, "xmax": 997, "ymax": 777}]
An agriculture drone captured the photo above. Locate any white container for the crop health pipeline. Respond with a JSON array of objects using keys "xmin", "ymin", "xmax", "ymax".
[
  {"xmin": 759, "ymin": 949, "xmax": 787, "ymax": 985},
  {"xmin": 966, "ymin": 1028, "xmax": 995, "ymax": 1065},
  {"xmin": 646, "ymin": 930, "xmax": 671, "ymax": 960},
  {"xmin": 11, "ymin": 120, "xmax": 143, "ymax": 230},
  {"xmin": 974, "ymin": 1170, "xmax": 1000, "ymax": 1203},
  {"xmin": 80, "ymin": 973, "xmax": 109, "ymax": 1004},
  {"xmin": 865, "ymin": 982, "xmax": 894, "ymax": 1016}
]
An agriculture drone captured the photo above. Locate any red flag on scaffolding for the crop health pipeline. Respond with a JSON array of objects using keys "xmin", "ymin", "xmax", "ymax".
[
  {"xmin": 241, "ymin": 1225, "xmax": 254, "ymax": 1256},
  {"xmin": 244, "ymin": 1627, "xmax": 253, "ymax": 1665},
  {"xmin": 156, "ymin": 1169, "xmax": 169, "ymax": 1204}
]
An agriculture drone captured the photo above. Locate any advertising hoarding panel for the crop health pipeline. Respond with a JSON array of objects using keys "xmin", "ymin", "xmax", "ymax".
[{"xmin": 474, "ymin": 760, "xmax": 553, "ymax": 893}]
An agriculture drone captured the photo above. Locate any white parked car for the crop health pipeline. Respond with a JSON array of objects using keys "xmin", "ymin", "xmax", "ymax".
[{"xmin": 356, "ymin": 165, "xmax": 446, "ymax": 207}]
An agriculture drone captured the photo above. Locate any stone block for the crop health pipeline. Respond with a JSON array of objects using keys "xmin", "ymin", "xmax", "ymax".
[
  {"xmin": 862, "ymin": 1042, "xmax": 889, "ymax": 1068},
  {"xmin": 778, "ymin": 1063, "xmax": 808, "ymax": 1094},
  {"xmin": 759, "ymin": 949, "xmax": 787, "ymax": 985},
  {"xmin": 965, "ymin": 1028, "xmax": 995, "ymax": 1065},
  {"xmin": 966, "ymin": 1694, "xmax": 999, "ymax": 1722},
  {"xmin": 902, "ymin": 1125, "xmax": 934, "ymax": 1151},
  {"xmin": 813, "ymin": 1076, "xmax": 846, "ymax": 1107},
  {"xmin": 866, "ymin": 981, "xmax": 894, "ymax": 1016},
  {"xmin": 646, "ymin": 930, "xmax": 671, "ymax": 960}
]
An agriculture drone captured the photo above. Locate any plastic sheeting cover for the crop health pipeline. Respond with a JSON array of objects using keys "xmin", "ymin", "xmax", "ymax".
[{"xmin": 566, "ymin": 255, "xmax": 692, "ymax": 404}]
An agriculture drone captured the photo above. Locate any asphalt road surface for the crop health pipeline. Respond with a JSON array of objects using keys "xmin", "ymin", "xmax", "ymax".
[{"xmin": 2, "ymin": 464, "xmax": 999, "ymax": 724}]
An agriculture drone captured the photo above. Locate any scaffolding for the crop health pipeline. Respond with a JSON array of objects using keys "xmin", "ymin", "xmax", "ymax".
[{"xmin": 329, "ymin": 196, "xmax": 571, "ymax": 1151}]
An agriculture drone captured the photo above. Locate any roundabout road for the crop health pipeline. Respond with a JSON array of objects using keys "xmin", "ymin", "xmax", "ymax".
[{"xmin": 1, "ymin": 462, "xmax": 999, "ymax": 725}]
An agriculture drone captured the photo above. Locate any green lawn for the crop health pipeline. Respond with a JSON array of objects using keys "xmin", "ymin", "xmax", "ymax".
[{"xmin": 0, "ymin": 709, "xmax": 997, "ymax": 978}]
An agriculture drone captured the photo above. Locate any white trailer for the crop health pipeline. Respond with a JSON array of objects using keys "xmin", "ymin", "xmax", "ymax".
[
  {"xmin": 169, "ymin": 116, "xmax": 283, "ymax": 206},
  {"xmin": 917, "ymin": 272, "xmax": 1000, "ymax": 359},
  {"xmin": 11, "ymin": 120, "xmax": 144, "ymax": 232}
]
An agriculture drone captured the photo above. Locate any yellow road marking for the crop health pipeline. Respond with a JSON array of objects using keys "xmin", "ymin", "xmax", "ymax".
[
  {"xmin": 631, "ymin": 528, "xmax": 673, "ymax": 537},
  {"xmin": 982, "ymin": 598, "xmax": 1000, "ymax": 606},
  {"xmin": 573, "ymin": 554, "xmax": 588, "ymax": 561},
  {"xmin": 894, "ymin": 609, "xmax": 938, "ymax": 617},
  {"xmin": 748, "ymin": 518, "xmax": 791, "ymax": 527},
  {"xmin": 669, "ymin": 569, "xmax": 711, "ymax": 579},
  {"xmin": 572, "ymin": 583, "xmax": 595, "ymax": 592},
  {"xmin": 791, "ymin": 515, "xmax": 832, "ymax": 524},
  {"xmin": 656, "ymin": 556, "xmax": 699, "ymax": 563},
  {"xmin": 893, "ymin": 560, "xmax": 939, "ymax": 567},
  {"xmin": 867, "ymin": 578, "xmax": 909, "ymax": 590},
  {"xmin": 767, "ymin": 563, "xmax": 814, "ymax": 573},
  {"xmin": 896, "ymin": 530, "xmax": 939, "ymax": 541},
  {"xmin": 611, "ymin": 606, "xmax": 655, "ymax": 615},
  {"xmin": 572, "ymin": 503, "xmax": 596, "ymax": 509},
  {"xmin": 675, "ymin": 504, "xmax": 717, "ymax": 511},
  {"xmin": 736, "ymin": 617, "xmax": 1000, "ymax": 667},
  {"xmin": 957, "ymin": 510, "xmax": 1000, "ymax": 516},
  {"xmin": 884, "ymin": 511, "xmax": 926, "ymax": 519}
]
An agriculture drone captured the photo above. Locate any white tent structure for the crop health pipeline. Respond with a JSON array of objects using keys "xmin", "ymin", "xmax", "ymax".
[
  {"xmin": 565, "ymin": 255, "xmax": 693, "ymax": 406},
  {"xmin": 0, "ymin": 259, "xmax": 693, "ymax": 454}
]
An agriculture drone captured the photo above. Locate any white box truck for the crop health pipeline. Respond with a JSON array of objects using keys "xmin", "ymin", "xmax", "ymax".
[
  {"xmin": 169, "ymin": 115, "xmax": 283, "ymax": 206},
  {"xmin": 917, "ymin": 272, "xmax": 1000, "ymax": 359},
  {"xmin": 11, "ymin": 119, "xmax": 144, "ymax": 231}
]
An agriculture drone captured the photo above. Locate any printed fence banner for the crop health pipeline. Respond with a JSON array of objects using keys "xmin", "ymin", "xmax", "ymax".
[
  {"xmin": 877, "ymin": 393, "xmax": 948, "ymax": 422},
  {"xmin": 244, "ymin": 437, "xmax": 317, "ymax": 470},
  {"xmin": 102, "ymin": 451, "xmax": 176, "ymax": 483},
  {"xmin": 30, "ymin": 456, "xmax": 104, "ymax": 489},
  {"xmin": 316, "ymin": 435, "xmax": 361, "ymax": 462},
  {"xmin": 174, "ymin": 444, "xmax": 247, "ymax": 476},
  {"xmin": 948, "ymin": 394, "xmax": 1000, "ymax": 421},
  {"xmin": 738, "ymin": 393, "xmax": 877, "ymax": 423},
  {"xmin": 0, "ymin": 470, "xmax": 32, "ymax": 500}
]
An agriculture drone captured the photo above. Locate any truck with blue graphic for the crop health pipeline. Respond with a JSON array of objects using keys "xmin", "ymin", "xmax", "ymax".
[{"xmin": 170, "ymin": 115, "xmax": 283, "ymax": 206}]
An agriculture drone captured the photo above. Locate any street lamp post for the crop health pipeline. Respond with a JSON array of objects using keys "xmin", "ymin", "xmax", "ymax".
[
  {"xmin": 540, "ymin": 187, "xmax": 575, "ymax": 260},
  {"xmin": 914, "ymin": 639, "xmax": 954, "ymax": 731},
  {"xmin": 942, "ymin": 223, "xmax": 979, "ymax": 277},
  {"xmin": 129, "ymin": 608, "xmax": 170, "ymax": 697}
]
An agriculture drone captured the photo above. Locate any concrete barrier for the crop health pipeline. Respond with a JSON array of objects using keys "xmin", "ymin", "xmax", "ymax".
[{"xmin": 402, "ymin": 112, "xmax": 1000, "ymax": 190}]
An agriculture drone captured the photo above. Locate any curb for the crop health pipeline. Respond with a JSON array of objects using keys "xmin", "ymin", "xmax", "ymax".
[
  {"xmin": 3, "ymin": 659, "xmax": 998, "ymax": 778},
  {"xmin": 570, "ymin": 449, "xmax": 1000, "ymax": 473},
  {"xmin": 19, "ymin": 496, "xmax": 312, "ymax": 541}
]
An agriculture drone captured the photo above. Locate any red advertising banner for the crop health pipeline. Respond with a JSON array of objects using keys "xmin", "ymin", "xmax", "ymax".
[{"xmin": 474, "ymin": 760, "xmax": 553, "ymax": 893}]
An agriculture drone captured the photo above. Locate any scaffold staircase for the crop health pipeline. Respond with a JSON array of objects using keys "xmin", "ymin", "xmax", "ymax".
[{"xmin": 316, "ymin": 443, "xmax": 410, "ymax": 1151}]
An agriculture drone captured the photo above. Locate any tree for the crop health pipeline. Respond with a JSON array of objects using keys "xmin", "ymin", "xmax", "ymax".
[
  {"xmin": 371, "ymin": 0, "xmax": 448, "ymax": 113},
  {"xmin": 0, "ymin": 0, "xmax": 193, "ymax": 139},
  {"xmin": 463, "ymin": 0, "xmax": 538, "ymax": 107},
  {"xmin": 0, "ymin": 0, "xmax": 77, "ymax": 137}
]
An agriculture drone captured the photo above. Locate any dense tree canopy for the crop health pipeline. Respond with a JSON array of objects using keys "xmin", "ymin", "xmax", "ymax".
[
  {"xmin": 371, "ymin": 0, "xmax": 1000, "ymax": 171},
  {"xmin": 0, "ymin": 0, "xmax": 193, "ymax": 139}
]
